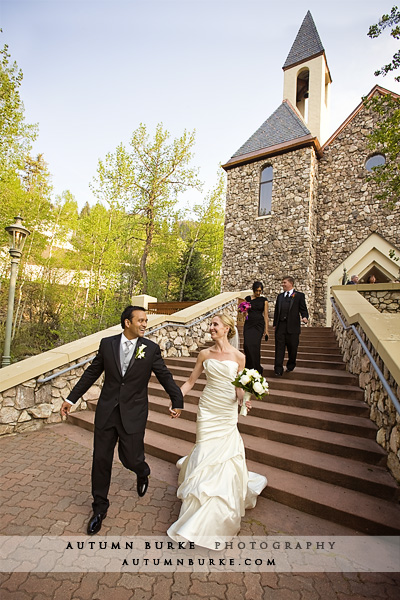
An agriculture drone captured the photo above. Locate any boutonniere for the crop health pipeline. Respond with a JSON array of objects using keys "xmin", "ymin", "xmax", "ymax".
[
  {"xmin": 291, "ymin": 292, "xmax": 296, "ymax": 299},
  {"xmin": 135, "ymin": 345, "xmax": 146, "ymax": 359}
]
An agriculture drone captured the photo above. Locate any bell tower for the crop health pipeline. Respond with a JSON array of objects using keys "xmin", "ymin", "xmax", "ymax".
[{"xmin": 282, "ymin": 11, "xmax": 331, "ymax": 144}]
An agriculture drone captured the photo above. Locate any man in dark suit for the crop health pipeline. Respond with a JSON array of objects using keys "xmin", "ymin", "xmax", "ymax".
[
  {"xmin": 273, "ymin": 277, "xmax": 309, "ymax": 376},
  {"xmin": 60, "ymin": 305, "xmax": 183, "ymax": 535}
]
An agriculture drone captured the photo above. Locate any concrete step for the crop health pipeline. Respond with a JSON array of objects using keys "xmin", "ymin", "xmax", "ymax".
[
  {"xmin": 146, "ymin": 393, "xmax": 377, "ymax": 439},
  {"xmin": 147, "ymin": 380, "xmax": 370, "ymax": 417},
  {"xmin": 142, "ymin": 428, "xmax": 400, "ymax": 535},
  {"xmin": 165, "ymin": 363, "xmax": 352, "ymax": 386},
  {"xmin": 168, "ymin": 353, "xmax": 346, "ymax": 371},
  {"xmin": 145, "ymin": 406, "xmax": 387, "ymax": 468},
  {"xmin": 152, "ymin": 372, "xmax": 364, "ymax": 401}
]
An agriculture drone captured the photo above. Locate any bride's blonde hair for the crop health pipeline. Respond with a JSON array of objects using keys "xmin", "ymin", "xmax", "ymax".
[{"xmin": 215, "ymin": 313, "xmax": 236, "ymax": 340}]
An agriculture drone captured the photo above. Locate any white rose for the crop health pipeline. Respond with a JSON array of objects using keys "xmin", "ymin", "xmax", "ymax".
[
  {"xmin": 253, "ymin": 382, "xmax": 264, "ymax": 395},
  {"xmin": 247, "ymin": 369, "xmax": 259, "ymax": 378},
  {"xmin": 240, "ymin": 374, "xmax": 251, "ymax": 385}
]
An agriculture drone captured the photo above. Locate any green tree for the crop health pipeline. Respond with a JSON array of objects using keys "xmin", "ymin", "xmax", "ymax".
[
  {"xmin": 368, "ymin": 6, "xmax": 400, "ymax": 81},
  {"xmin": 91, "ymin": 123, "xmax": 202, "ymax": 293},
  {"xmin": 0, "ymin": 32, "xmax": 37, "ymax": 170},
  {"xmin": 178, "ymin": 246, "xmax": 211, "ymax": 301},
  {"xmin": 365, "ymin": 6, "xmax": 400, "ymax": 207},
  {"xmin": 178, "ymin": 173, "xmax": 225, "ymax": 300},
  {"xmin": 147, "ymin": 216, "xmax": 185, "ymax": 300},
  {"xmin": 0, "ymin": 34, "xmax": 39, "ymax": 251}
]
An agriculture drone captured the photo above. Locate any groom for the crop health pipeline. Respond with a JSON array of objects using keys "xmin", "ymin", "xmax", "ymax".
[{"xmin": 60, "ymin": 305, "xmax": 183, "ymax": 535}]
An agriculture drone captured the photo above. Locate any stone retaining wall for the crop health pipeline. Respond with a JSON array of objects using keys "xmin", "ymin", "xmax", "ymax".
[
  {"xmin": 331, "ymin": 309, "xmax": 400, "ymax": 482},
  {"xmin": 0, "ymin": 302, "xmax": 237, "ymax": 437},
  {"xmin": 359, "ymin": 289, "xmax": 400, "ymax": 313}
]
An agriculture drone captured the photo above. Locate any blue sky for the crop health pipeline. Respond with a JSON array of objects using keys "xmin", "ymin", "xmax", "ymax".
[{"xmin": 1, "ymin": 0, "xmax": 399, "ymax": 210}]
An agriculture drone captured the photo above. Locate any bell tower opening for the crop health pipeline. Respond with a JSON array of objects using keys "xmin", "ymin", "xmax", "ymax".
[{"xmin": 296, "ymin": 68, "xmax": 310, "ymax": 123}]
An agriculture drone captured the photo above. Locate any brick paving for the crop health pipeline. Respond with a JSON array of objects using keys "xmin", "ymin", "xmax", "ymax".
[{"xmin": 0, "ymin": 423, "xmax": 399, "ymax": 599}]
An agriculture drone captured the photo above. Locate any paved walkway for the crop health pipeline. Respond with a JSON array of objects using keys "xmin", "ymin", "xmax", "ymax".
[{"xmin": 1, "ymin": 423, "xmax": 399, "ymax": 599}]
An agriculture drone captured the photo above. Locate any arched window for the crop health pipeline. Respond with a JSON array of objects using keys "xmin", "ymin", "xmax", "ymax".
[
  {"xmin": 365, "ymin": 154, "xmax": 386, "ymax": 171},
  {"xmin": 259, "ymin": 166, "xmax": 273, "ymax": 216}
]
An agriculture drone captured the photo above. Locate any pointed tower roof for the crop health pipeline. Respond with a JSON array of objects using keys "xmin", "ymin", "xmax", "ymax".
[
  {"xmin": 230, "ymin": 100, "xmax": 311, "ymax": 159},
  {"xmin": 283, "ymin": 11, "xmax": 324, "ymax": 70}
]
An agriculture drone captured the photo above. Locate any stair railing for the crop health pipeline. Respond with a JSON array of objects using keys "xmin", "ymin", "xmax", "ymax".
[
  {"xmin": 37, "ymin": 298, "xmax": 238, "ymax": 384},
  {"xmin": 330, "ymin": 297, "xmax": 400, "ymax": 415}
]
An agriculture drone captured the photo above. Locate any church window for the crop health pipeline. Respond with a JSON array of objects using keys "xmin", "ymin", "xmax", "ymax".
[
  {"xmin": 365, "ymin": 154, "xmax": 386, "ymax": 171},
  {"xmin": 259, "ymin": 166, "xmax": 273, "ymax": 216}
]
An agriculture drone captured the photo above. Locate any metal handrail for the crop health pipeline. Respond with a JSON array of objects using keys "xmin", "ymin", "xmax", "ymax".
[
  {"xmin": 36, "ymin": 299, "xmax": 238, "ymax": 384},
  {"xmin": 330, "ymin": 297, "xmax": 400, "ymax": 415},
  {"xmin": 36, "ymin": 356, "xmax": 96, "ymax": 384}
]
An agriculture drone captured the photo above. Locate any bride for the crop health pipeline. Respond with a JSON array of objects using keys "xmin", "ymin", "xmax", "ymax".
[{"xmin": 167, "ymin": 313, "xmax": 267, "ymax": 549}]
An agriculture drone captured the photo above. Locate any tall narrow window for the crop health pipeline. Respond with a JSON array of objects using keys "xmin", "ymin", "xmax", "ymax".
[{"xmin": 259, "ymin": 166, "xmax": 273, "ymax": 216}]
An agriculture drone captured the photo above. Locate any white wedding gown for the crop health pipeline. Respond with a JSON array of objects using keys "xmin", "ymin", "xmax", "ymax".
[{"xmin": 167, "ymin": 358, "xmax": 267, "ymax": 549}]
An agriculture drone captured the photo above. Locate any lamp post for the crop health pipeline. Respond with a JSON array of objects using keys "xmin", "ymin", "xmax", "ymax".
[{"xmin": 1, "ymin": 216, "xmax": 30, "ymax": 367}]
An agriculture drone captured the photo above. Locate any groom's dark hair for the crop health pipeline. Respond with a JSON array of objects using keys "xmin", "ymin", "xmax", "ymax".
[{"xmin": 121, "ymin": 305, "xmax": 146, "ymax": 328}]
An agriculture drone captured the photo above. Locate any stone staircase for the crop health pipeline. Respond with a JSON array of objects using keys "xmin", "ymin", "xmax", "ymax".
[{"xmin": 68, "ymin": 326, "xmax": 400, "ymax": 534}]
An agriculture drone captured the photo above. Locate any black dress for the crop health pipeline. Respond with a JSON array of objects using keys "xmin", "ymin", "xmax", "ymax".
[{"xmin": 243, "ymin": 295, "xmax": 267, "ymax": 375}]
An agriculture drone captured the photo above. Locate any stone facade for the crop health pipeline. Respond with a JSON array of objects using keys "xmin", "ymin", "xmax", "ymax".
[
  {"xmin": 222, "ymin": 102, "xmax": 400, "ymax": 326},
  {"xmin": 0, "ymin": 301, "xmax": 237, "ymax": 437},
  {"xmin": 314, "ymin": 104, "xmax": 400, "ymax": 325},
  {"xmin": 360, "ymin": 289, "xmax": 400, "ymax": 313},
  {"xmin": 331, "ymin": 310, "xmax": 400, "ymax": 483},
  {"xmin": 222, "ymin": 147, "xmax": 318, "ymax": 319}
]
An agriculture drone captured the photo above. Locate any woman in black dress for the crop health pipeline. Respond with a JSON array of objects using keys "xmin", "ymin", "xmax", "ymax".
[{"xmin": 243, "ymin": 281, "xmax": 269, "ymax": 375}]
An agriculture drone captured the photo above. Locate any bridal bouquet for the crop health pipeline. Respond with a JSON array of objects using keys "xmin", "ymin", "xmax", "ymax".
[
  {"xmin": 232, "ymin": 368, "xmax": 269, "ymax": 416},
  {"xmin": 238, "ymin": 301, "xmax": 251, "ymax": 319}
]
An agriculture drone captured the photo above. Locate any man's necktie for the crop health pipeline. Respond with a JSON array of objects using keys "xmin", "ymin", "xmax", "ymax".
[{"xmin": 122, "ymin": 340, "xmax": 133, "ymax": 375}]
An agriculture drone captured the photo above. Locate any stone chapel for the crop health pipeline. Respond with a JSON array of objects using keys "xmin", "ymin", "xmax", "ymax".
[{"xmin": 221, "ymin": 11, "xmax": 400, "ymax": 326}]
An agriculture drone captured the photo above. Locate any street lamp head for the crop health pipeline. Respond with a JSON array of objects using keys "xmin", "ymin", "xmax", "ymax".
[{"xmin": 5, "ymin": 216, "xmax": 30, "ymax": 258}]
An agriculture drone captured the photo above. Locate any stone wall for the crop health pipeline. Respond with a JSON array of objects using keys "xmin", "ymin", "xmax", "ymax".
[
  {"xmin": 0, "ymin": 301, "xmax": 237, "ymax": 437},
  {"xmin": 359, "ymin": 289, "xmax": 400, "ymax": 313},
  {"xmin": 222, "ymin": 147, "xmax": 318, "ymax": 321},
  {"xmin": 315, "ymin": 102, "xmax": 400, "ymax": 325},
  {"xmin": 146, "ymin": 302, "xmax": 236, "ymax": 357},
  {"xmin": 331, "ymin": 309, "xmax": 400, "ymax": 483}
]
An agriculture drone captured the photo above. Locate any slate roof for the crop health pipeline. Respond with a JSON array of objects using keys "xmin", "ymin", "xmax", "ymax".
[
  {"xmin": 283, "ymin": 11, "xmax": 324, "ymax": 69},
  {"xmin": 231, "ymin": 101, "xmax": 311, "ymax": 159}
]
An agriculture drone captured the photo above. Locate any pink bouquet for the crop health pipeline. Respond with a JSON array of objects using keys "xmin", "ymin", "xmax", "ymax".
[{"xmin": 238, "ymin": 301, "xmax": 251, "ymax": 319}]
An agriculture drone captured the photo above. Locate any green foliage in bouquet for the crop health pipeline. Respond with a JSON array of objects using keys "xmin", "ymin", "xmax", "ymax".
[{"xmin": 232, "ymin": 368, "xmax": 269, "ymax": 400}]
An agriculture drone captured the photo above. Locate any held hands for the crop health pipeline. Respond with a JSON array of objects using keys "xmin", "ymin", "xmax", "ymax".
[
  {"xmin": 169, "ymin": 402, "xmax": 182, "ymax": 419},
  {"xmin": 60, "ymin": 401, "xmax": 71, "ymax": 418},
  {"xmin": 301, "ymin": 317, "xmax": 308, "ymax": 325}
]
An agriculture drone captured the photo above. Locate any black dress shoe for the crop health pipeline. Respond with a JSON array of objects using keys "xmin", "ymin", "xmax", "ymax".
[
  {"xmin": 274, "ymin": 370, "xmax": 283, "ymax": 377},
  {"xmin": 137, "ymin": 476, "xmax": 149, "ymax": 497},
  {"xmin": 87, "ymin": 512, "xmax": 107, "ymax": 535},
  {"xmin": 286, "ymin": 367, "xmax": 295, "ymax": 372}
]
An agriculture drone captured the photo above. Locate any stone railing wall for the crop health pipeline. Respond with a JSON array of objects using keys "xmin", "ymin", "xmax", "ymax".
[
  {"xmin": 146, "ymin": 301, "xmax": 236, "ymax": 357},
  {"xmin": 0, "ymin": 296, "xmax": 239, "ymax": 437},
  {"xmin": 359, "ymin": 289, "xmax": 400, "ymax": 313},
  {"xmin": 331, "ymin": 309, "xmax": 400, "ymax": 483}
]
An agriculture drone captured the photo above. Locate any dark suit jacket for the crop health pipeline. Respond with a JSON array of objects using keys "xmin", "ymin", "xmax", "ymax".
[
  {"xmin": 67, "ymin": 335, "xmax": 183, "ymax": 434},
  {"xmin": 273, "ymin": 290, "xmax": 309, "ymax": 335}
]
